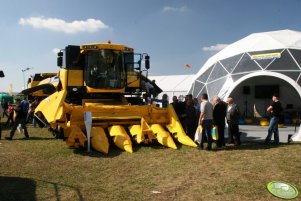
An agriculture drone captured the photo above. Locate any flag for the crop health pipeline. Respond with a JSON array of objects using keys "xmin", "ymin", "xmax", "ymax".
[
  {"xmin": 185, "ymin": 64, "xmax": 191, "ymax": 68},
  {"xmin": 9, "ymin": 84, "xmax": 13, "ymax": 96}
]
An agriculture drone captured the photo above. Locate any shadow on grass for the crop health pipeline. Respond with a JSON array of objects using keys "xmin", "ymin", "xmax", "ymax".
[
  {"xmin": 223, "ymin": 142, "xmax": 279, "ymax": 151},
  {"xmin": 35, "ymin": 179, "xmax": 84, "ymax": 201},
  {"xmin": 224, "ymin": 139, "xmax": 297, "ymax": 152},
  {"xmin": 228, "ymin": 141, "xmax": 300, "ymax": 152},
  {"xmin": 209, "ymin": 132, "xmax": 299, "ymax": 152},
  {"xmin": 137, "ymin": 141, "xmax": 185, "ymax": 150},
  {"xmin": 0, "ymin": 176, "xmax": 85, "ymax": 201},
  {"xmin": 72, "ymin": 140, "xmax": 184, "ymax": 157},
  {"xmin": 0, "ymin": 176, "xmax": 37, "ymax": 201},
  {"xmin": 73, "ymin": 145, "xmax": 124, "ymax": 158},
  {"xmin": 240, "ymin": 131, "xmax": 297, "ymax": 149},
  {"xmin": 12, "ymin": 136, "xmax": 56, "ymax": 141},
  {"xmin": 240, "ymin": 131, "xmax": 263, "ymax": 143}
]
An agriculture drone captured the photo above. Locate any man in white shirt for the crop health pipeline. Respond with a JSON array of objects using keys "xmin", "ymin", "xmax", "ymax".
[
  {"xmin": 198, "ymin": 93, "xmax": 214, "ymax": 150},
  {"xmin": 226, "ymin": 97, "xmax": 241, "ymax": 146}
]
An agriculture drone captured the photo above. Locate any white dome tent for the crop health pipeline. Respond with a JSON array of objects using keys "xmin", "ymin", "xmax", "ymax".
[{"xmin": 188, "ymin": 29, "xmax": 301, "ymax": 118}]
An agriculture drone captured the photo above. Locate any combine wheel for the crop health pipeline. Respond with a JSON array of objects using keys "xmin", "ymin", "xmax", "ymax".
[{"xmin": 53, "ymin": 125, "xmax": 65, "ymax": 139}]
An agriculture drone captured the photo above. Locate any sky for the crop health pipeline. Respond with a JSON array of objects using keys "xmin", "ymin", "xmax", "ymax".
[{"xmin": 0, "ymin": 0, "xmax": 301, "ymax": 92}]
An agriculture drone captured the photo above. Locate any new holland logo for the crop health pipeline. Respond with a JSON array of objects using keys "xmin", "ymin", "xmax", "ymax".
[{"xmin": 267, "ymin": 181, "xmax": 298, "ymax": 199}]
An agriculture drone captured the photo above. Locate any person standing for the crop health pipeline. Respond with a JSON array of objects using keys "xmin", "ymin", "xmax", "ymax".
[
  {"xmin": 161, "ymin": 94, "xmax": 169, "ymax": 108},
  {"xmin": 2, "ymin": 99, "xmax": 8, "ymax": 118},
  {"xmin": 21, "ymin": 98, "xmax": 29, "ymax": 120},
  {"xmin": 27, "ymin": 98, "xmax": 39, "ymax": 125},
  {"xmin": 226, "ymin": 97, "xmax": 241, "ymax": 146},
  {"xmin": 213, "ymin": 96, "xmax": 227, "ymax": 148},
  {"xmin": 264, "ymin": 94, "xmax": 282, "ymax": 145},
  {"xmin": 16, "ymin": 98, "xmax": 29, "ymax": 133},
  {"xmin": 171, "ymin": 96, "xmax": 180, "ymax": 115},
  {"xmin": 5, "ymin": 102, "xmax": 14, "ymax": 127},
  {"xmin": 141, "ymin": 80, "xmax": 155, "ymax": 96},
  {"xmin": 182, "ymin": 95, "xmax": 197, "ymax": 139},
  {"xmin": 0, "ymin": 119, "xmax": 1, "ymax": 139},
  {"xmin": 172, "ymin": 95, "xmax": 186, "ymax": 130},
  {"xmin": 193, "ymin": 97, "xmax": 201, "ymax": 133},
  {"xmin": 5, "ymin": 99, "xmax": 29, "ymax": 140},
  {"xmin": 154, "ymin": 94, "xmax": 169, "ymax": 108},
  {"xmin": 193, "ymin": 98, "xmax": 200, "ymax": 118},
  {"xmin": 198, "ymin": 93, "xmax": 214, "ymax": 150}
]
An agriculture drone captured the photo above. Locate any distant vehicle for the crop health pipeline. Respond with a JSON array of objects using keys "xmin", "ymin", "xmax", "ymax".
[
  {"xmin": 26, "ymin": 73, "xmax": 58, "ymax": 99},
  {"xmin": 0, "ymin": 71, "xmax": 13, "ymax": 103},
  {"xmin": 0, "ymin": 92, "xmax": 14, "ymax": 103}
]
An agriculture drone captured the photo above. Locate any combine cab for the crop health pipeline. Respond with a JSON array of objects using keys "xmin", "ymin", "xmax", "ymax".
[{"xmin": 26, "ymin": 42, "xmax": 196, "ymax": 153}]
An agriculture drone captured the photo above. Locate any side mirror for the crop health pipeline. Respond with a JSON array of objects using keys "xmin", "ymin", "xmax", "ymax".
[
  {"xmin": 0, "ymin": 71, "xmax": 4, "ymax": 77},
  {"xmin": 58, "ymin": 51, "xmax": 63, "ymax": 57},
  {"xmin": 145, "ymin": 55, "xmax": 150, "ymax": 69},
  {"xmin": 57, "ymin": 51, "xmax": 63, "ymax": 67},
  {"xmin": 57, "ymin": 56, "xmax": 63, "ymax": 67}
]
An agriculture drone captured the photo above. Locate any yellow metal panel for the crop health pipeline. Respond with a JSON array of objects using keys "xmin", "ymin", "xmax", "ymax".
[
  {"xmin": 80, "ymin": 43, "xmax": 133, "ymax": 52},
  {"xmin": 127, "ymin": 72, "xmax": 140, "ymax": 88},
  {"xmin": 35, "ymin": 90, "xmax": 67, "ymax": 123},
  {"xmin": 128, "ymin": 125, "xmax": 140, "ymax": 140},
  {"xmin": 108, "ymin": 125, "xmax": 133, "ymax": 153},
  {"xmin": 68, "ymin": 70, "xmax": 83, "ymax": 86},
  {"xmin": 59, "ymin": 69, "xmax": 68, "ymax": 89},
  {"xmin": 91, "ymin": 127, "xmax": 109, "ymax": 154},
  {"xmin": 150, "ymin": 124, "xmax": 177, "ymax": 149},
  {"xmin": 166, "ymin": 105, "xmax": 197, "ymax": 147},
  {"xmin": 86, "ymin": 86, "xmax": 125, "ymax": 93},
  {"xmin": 66, "ymin": 126, "xmax": 87, "ymax": 148},
  {"xmin": 28, "ymin": 81, "xmax": 39, "ymax": 88},
  {"xmin": 67, "ymin": 104, "xmax": 171, "ymax": 129},
  {"xmin": 128, "ymin": 118, "xmax": 154, "ymax": 144}
]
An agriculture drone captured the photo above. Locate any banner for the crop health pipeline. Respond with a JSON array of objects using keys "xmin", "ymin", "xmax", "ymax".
[{"xmin": 250, "ymin": 52, "xmax": 281, "ymax": 60}]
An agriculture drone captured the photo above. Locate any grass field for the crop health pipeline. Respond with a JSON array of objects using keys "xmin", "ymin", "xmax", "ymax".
[{"xmin": 0, "ymin": 125, "xmax": 300, "ymax": 201}]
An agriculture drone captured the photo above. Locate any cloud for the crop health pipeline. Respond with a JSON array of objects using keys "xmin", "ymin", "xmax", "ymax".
[
  {"xmin": 162, "ymin": 6, "xmax": 188, "ymax": 13},
  {"xmin": 52, "ymin": 48, "xmax": 60, "ymax": 55},
  {"xmin": 19, "ymin": 17, "xmax": 109, "ymax": 34},
  {"xmin": 202, "ymin": 44, "xmax": 229, "ymax": 52}
]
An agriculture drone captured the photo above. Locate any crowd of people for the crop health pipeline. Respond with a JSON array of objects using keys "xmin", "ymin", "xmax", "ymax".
[
  {"xmin": 167, "ymin": 93, "xmax": 282, "ymax": 150},
  {"xmin": 0, "ymin": 98, "xmax": 39, "ymax": 140},
  {"xmin": 169, "ymin": 93, "xmax": 240, "ymax": 150}
]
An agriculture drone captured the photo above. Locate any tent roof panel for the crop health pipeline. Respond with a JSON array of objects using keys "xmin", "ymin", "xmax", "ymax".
[{"xmin": 149, "ymin": 74, "xmax": 195, "ymax": 92}]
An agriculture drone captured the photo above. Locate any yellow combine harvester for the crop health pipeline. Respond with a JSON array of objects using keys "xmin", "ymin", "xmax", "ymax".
[
  {"xmin": 24, "ymin": 41, "xmax": 196, "ymax": 154},
  {"xmin": 26, "ymin": 73, "xmax": 58, "ymax": 98}
]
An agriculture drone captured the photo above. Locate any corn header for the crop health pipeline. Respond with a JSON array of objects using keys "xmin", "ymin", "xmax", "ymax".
[{"xmin": 23, "ymin": 41, "xmax": 196, "ymax": 154}]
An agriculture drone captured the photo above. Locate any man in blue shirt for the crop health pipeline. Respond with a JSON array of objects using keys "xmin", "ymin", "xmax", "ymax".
[{"xmin": 5, "ymin": 99, "xmax": 29, "ymax": 140}]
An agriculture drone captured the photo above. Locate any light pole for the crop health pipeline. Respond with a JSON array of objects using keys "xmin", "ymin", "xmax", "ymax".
[{"xmin": 21, "ymin": 67, "xmax": 32, "ymax": 89}]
